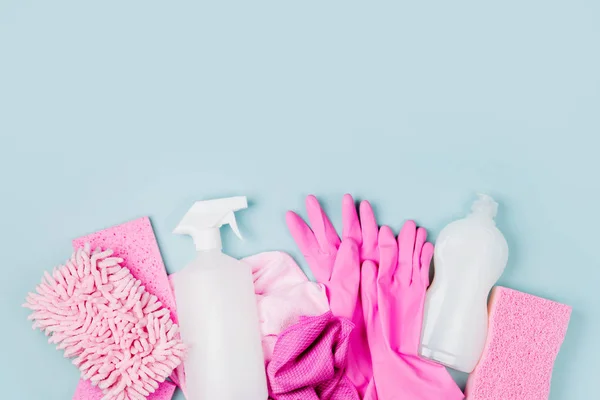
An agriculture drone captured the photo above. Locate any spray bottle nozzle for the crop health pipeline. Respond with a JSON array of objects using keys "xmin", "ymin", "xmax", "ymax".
[
  {"xmin": 174, "ymin": 196, "xmax": 248, "ymax": 251},
  {"xmin": 221, "ymin": 211, "xmax": 243, "ymax": 240}
]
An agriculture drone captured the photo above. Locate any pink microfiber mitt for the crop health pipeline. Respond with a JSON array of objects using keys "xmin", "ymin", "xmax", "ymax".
[
  {"xmin": 24, "ymin": 244, "xmax": 185, "ymax": 400},
  {"xmin": 465, "ymin": 286, "xmax": 572, "ymax": 400},
  {"xmin": 72, "ymin": 217, "xmax": 182, "ymax": 400},
  {"xmin": 267, "ymin": 311, "xmax": 358, "ymax": 400}
]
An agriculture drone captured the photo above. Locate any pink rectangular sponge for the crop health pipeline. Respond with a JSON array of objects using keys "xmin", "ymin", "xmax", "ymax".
[
  {"xmin": 71, "ymin": 217, "xmax": 178, "ymax": 400},
  {"xmin": 465, "ymin": 286, "xmax": 572, "ymax": 400}
]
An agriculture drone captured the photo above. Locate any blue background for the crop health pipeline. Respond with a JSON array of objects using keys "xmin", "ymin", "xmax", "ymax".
[{"xmin": 1, "ymin": 1, "xmax": 598, "ymax": 399}]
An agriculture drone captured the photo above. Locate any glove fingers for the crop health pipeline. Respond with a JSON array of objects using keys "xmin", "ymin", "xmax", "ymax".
[
  {"xmin": 329, "ymin": 238, "xmax": 360, "ymax": 319},
  {"xmin": 306, "ymin": 195, "xmax": 341, "ymax": 254},
  {"xmin": 376, "ymin": 225, "xmax": 398, "ymax": 350},
  {"xmin": 342, "ymin": 194, "xmax": 362, "ymax": 244},
  {"xmin": 361, "ymin": 260, "xmax": 388, "ymax": 370},
  {"xmin": 420, "ymin": 242, "xmax": 434, "ymax": 287},
  {"xmin": 360, "ymin": 260, "xmax": 379, "ymax": 337},
  {"xmin": 359, "ymin": 200, "xmax": 379, "ymax": 262},
  {"xmin": 286, "ymin": 211, "xmax": 330, "ymax": 282},
  {"xmin": 376, "ymin": 225, "xmax": 397, "ymax": 285},
  {"xmin": 413, "ymin": 227, "xmax": 427, "ymax": 285},
  {"xmin": 397, "ymin": 220, "xmax": 417, "ymax": 285}
]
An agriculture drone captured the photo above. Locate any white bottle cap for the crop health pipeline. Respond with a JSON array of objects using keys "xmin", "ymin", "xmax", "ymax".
[{"xmin": 469, "ymin": 194, "xmax": 498, "ymax": 220}]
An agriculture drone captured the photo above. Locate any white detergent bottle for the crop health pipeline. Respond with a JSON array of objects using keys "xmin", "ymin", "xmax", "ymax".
[
  {"xmin": 419, "ymin": 194, "xmax": 509, "ymax": 373},
  {"xmin": 172, "ymin": 196, "xmax": 267, "ymax": 400}
]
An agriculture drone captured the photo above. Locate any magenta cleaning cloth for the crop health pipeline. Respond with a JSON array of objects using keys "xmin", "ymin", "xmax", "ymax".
[
  {"xmin": 24, "ymin": 244, "xmax": 185, "ymax": 400},
  {"xmin": 266, "ymin": 311, "xmax": 358, "ymax": 400},
  {"xmin": 71, "ymin": 217, "xmax": 181, "ymax": 400}
]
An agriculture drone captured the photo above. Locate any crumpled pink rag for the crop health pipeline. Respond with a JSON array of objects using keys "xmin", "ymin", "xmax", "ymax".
[
  {"xmin": 267, "ymin": 312, "xmax": 359, "ymax": 400},
  {"xmin": 246, "ymin": 251, "xmax": 330, "ymax": 362}
]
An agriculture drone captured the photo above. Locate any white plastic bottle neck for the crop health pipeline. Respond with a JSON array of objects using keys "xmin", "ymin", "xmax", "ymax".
[
  {"xmin": 466, "ymin": 212, "xmax": 497, "ymax": 226},
  {"xmin": 193, "ymin": 227, "xmax": 223, "ymax": 251}
]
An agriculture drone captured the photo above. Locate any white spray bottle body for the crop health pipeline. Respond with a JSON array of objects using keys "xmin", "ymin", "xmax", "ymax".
[
  {"xmin": 172, "ymin": 197, "xmax": 267, "ymax": 400},
  {"xmin": 419, "ymin": 194, "xmax": 508, "ymax": 373}
]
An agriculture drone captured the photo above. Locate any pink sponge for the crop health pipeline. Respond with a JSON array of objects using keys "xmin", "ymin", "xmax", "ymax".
[
  {"xmin": 465, "ymin": 286, "xmax": 571, "ymax": 400},
  {"xmin": 72, "ymin": 217, "xmax": 180, "ymax": 400},
  {"xmin": 72, "ymin": 217, "xmax": 177, "ymax": 323}
]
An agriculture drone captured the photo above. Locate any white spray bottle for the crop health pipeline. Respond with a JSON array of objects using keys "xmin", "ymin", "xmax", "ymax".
[
  {"xmin": 172, "ymin": 196, "xmax": 267, "ymax": 400},
  {"xmin": 419, "ymin": 194, "xmax": 509, "ymax": 373}
]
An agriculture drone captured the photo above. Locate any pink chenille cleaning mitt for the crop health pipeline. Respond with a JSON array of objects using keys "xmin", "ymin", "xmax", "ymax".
[
  {"xmin": 72, "ymin": 216, "xmax": 181, "ymax": 399},
  {"xmin": 24, "ymin": 244, "xmax": 185, "ymax": 400}
]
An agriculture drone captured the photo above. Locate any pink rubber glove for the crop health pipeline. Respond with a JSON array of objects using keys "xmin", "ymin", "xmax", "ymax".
[
  {"xmin": 286, "ymin": 194, "xmax": 378, "ymax": 397},
  {"xmin": 361, "ymin": 222, "xmax": 464, "ymax": 400}
]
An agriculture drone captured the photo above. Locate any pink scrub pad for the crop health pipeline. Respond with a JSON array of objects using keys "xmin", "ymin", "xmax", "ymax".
[
  {"xmin": 24, "ymin": 245, "xmax": 185, "ymax": 400},
  {"xmin": 71, "ymin": 217, "xmax": 181, "ymax": 399},
  {"xmin": 465, "ymin": 286, "xmax": 572, "ymax": 400}
]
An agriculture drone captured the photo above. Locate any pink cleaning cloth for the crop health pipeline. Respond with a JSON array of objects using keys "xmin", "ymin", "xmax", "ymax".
[
  {"xmin": 24, "ymin": 245, "xmax": 185, "ymax": 400},
  {"xmin": 169, "ymin": 251, "xmax": 330, "ymax": 396},
  {"xmin": 266, "ymin": 311, "xmax": 358, "ymax": 400},
  {"xmin": 465, "ymin": 286, "xmax": 572, "ymax": 400},
  {"xmin": 72, "ymin": 217, "xmax": 181, "ymax": 400}
]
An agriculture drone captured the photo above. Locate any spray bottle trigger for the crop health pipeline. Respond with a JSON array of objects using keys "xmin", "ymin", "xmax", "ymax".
[{"xmin": 223, "ymin": 211, "xmax": 243, "ymax": 240}]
